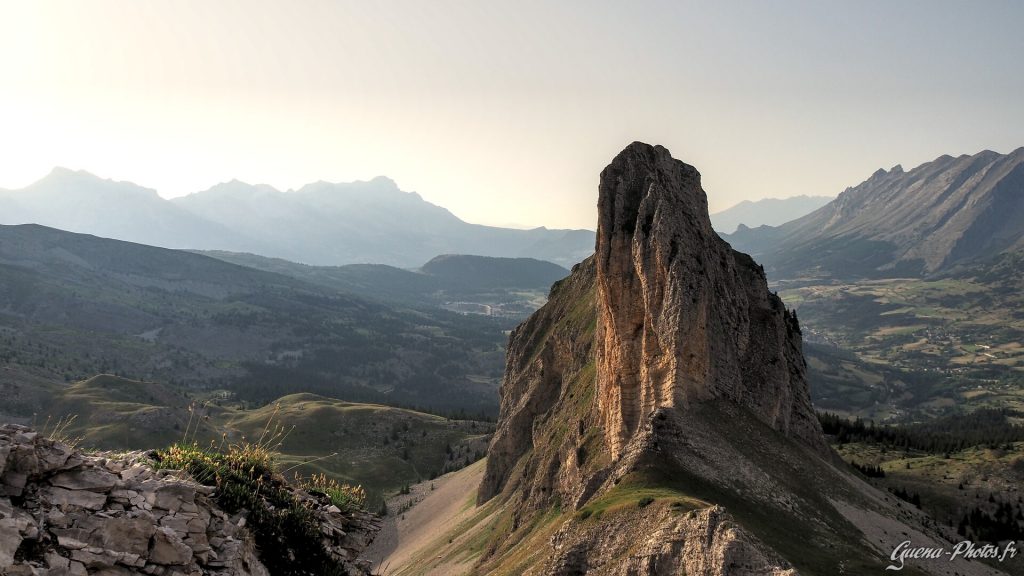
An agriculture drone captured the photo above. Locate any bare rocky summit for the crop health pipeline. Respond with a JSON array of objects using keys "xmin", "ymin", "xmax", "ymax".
[
  {"xmin": 0, "ymin": 424, "xmax": 379, "ymax": 576},
  {"xmin": 594, "ymin": 143, "xmax": 826, "ymax": 458},
  {"xmin": 481, "ymin": 142, "xmax": 826, "ymax": 505}
]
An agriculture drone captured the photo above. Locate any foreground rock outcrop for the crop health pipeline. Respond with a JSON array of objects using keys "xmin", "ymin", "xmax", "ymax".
[{"xmin": 0, "ymin": 424, "xmax": 379, "ymax": 575}]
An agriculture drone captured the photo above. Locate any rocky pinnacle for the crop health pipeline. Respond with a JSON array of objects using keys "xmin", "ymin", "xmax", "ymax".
[{"xmin": 595, "ymin": 142, "xmax": 826, "ymax": 458}]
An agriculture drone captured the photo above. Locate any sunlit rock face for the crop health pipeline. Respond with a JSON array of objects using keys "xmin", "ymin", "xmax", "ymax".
[
  {"xmin": 594, "ymin": 142, "xmax": 826, "ymax": 458},
  {"xmin": 480, "ymin": 142, "xmax": 826, "ymax": 506}
]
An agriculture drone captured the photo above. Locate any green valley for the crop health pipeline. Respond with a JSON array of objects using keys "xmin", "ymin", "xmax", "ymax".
[
  {"xmin": 784, "ymin": 260, "xmax": 1024, "ymax": 420},
  {"xmin": 32, "ymin": 374, "xmax": 493, "ymax": 508}
]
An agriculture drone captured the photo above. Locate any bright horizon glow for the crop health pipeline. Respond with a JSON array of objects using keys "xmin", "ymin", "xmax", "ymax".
[{"xmin": 1, "ymin": 1, "xmax": 1022, "ymax": 229}]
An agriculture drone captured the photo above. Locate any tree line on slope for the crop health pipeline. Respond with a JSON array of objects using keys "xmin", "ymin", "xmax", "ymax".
[{"xmin": 817, "ymin": 408, "xmax": 1024, "ymax": 454}]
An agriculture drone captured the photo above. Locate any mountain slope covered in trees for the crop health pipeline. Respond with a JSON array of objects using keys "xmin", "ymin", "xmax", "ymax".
[{"xmin": 0, "ymin": 224, "xmax": 507, "ymax": 415}]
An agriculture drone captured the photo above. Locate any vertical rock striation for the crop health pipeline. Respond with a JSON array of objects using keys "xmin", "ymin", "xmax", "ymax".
[{"xmin": 594, "ymin": 142, "xmax": 826, "ymax": 458}]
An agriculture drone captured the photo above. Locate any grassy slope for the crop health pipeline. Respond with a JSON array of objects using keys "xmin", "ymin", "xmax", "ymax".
[
  {"xmin": 43, "ymin": 375, "xmax": 493, "ymax": 505},
  {"xmin": 836, "ymin": 441, "xmax": 1024, "ymax": 575},
  {"xmin": 388, "ymin": 411, "xmax": 930, "ymax": 576},
  {"xmin": 0, "ymin": 364, "xmax": 60, "ymax": 422},
  {"xmin": 226, "ymin": 394, "xmax": 492, "ymax": 498},
  {"xmin": 648, "ymin": 402, "xmax": 895, "ymax": 575},
  {"xmin": 45, "ymin": 374, "xmax": 211, "ymax": 449}
]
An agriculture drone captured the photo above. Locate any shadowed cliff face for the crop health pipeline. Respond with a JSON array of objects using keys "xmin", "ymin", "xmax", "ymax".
[{"xmin": 595, "ymin": 143, "xmax": 826, "ymax": 458}]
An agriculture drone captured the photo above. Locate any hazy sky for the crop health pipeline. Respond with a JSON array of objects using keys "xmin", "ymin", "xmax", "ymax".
[{"xmin": 2, "ymin": 1, "xmax": 1022, "ymax": 229}]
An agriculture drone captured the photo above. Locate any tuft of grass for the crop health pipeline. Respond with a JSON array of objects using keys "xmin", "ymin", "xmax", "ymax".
[
  {"xmin": 155, "ymin": 404, "xmax": 359, "ymax": 576},
  {"xmin": 301, "ymin": 472, "xmax": 366, "ymax": 513},
  {"xmin": 36, "ymin": 414, "xmax": 82, "ymax": 448},
  {"xmin": 574, "ymin": 475, "xmax": 702, "ymax": 521}
]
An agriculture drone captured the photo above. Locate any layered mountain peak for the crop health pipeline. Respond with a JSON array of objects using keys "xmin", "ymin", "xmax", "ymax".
[
  {"xmin": 594, "ymin": 142, "xmax": 825, "ymax": 458},
  {"xmin": 367, "ymin": 175, "xmax": 399, "ymax": 188},
  {"xmin": 0, "ymin": 167, "xmax": 594, "ymax": 267},
  {"xmin": 196, "ymin": 179, "xmax": 282, "ymax": 199},
  {"xmin": 44, "ymin": 166, "xmax": 89, "ymax": 180},
  {"xmin": 32, "ymin": 168, "xmax": 160, "ymax": 199},
  {"xmin": 296, "ymin": 175, "xmax": 404, "ymax": 196},
  {"xmin": 470, "ymin": 143, "xmax": 954, "ymax": 574},
  {"xmin": 726, "ymin": 147, "xmax": 1024, "ymax": 278}
]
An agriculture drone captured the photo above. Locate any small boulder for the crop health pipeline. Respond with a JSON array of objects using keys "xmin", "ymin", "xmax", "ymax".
[
  {"xmin": 50, "ymin": 467, "xmax": 119, "ymax": 492},
  {"xmin": 149, "ymin": 526, "xmax": 193, "ymax": 566}
]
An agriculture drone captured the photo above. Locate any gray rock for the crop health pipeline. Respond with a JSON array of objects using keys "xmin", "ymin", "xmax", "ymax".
[
  {"xmin": 50, "ymin": 467, "xmax": 118, "ymax": 492},
  {"xmin": 52, "ymin": 527, "xmax": 91, "ymax": 549},
  {"xmin": 70, "ymin": 547, "xmax": 116, "ymax": 569},
  {"xmin": 37, "ymin": 443, "xmax": 73, "ymax": 471},
  {"xmin": 0, "ymin": 471, "xmax": 28, "ymax": 497},
  {"xmin": 149, "ymin": 526, "xmax": 193, "ymax": 566},
  {"xmin": 46, "ymin": 551, "xmax": 71, "ymax": 570},
  {"xmin": 0, "ymin": 517, "xmax": 25, "ymax": 568},
  {"xmin": 145, "ymin": 482, "xmax": 195, "ymax": 513},
  {"xmin": 44, "ymin": 486, "xmax": 108, "ymax": 511},
  {"xmin": 0, "ymin": 445, "xmax": 11, "ymax": 477}
]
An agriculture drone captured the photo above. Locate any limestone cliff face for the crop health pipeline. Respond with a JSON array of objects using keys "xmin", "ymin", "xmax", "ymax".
[
  {"xmin": 480, "ymin": 142, "xmax": 826, "ymax": 506},
  {"xmin": 470, "ymin": 143, "xmax": 989, "ymax": 575},
  {"xmin": 594, "ymin": 143, "xmax": 826, "ymax": 458}
]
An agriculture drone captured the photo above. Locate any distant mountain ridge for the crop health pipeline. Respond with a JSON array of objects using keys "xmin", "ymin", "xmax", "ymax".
[
  {"xmin": 724, "ymin": 148, "xmax": 1024, "ymax": 279},
  {"xmin": 194, "ymin": 251, "xmax": 567, "ymax": 319},
  {"xmin": 419, "ymin": 254, "xmax": 568, "ymax": 290},
  {"xmin": 0, "ymin": 168, "xmax": 255, "ymax": 253},
  {"xmin": 710, "ymin": 194, "xmax": 832, "ymax": 233},
  {"xmin": 0, "ymin": 170, "xmax": 594, "ymax": 268}
]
